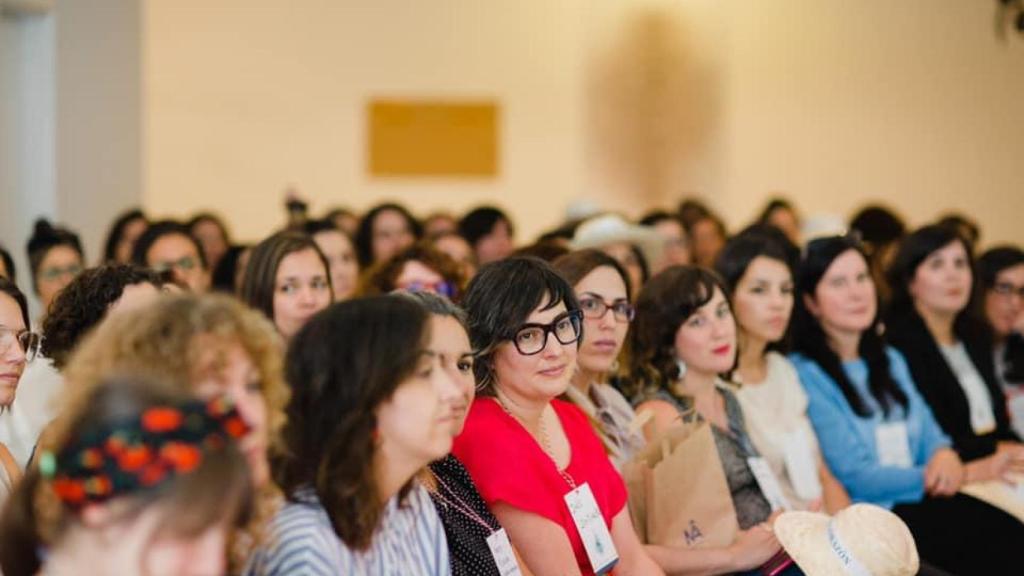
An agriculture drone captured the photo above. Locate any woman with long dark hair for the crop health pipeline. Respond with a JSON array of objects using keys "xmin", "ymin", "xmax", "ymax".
[
  {"xmin": 885, "ymin": 225, "xmax": 1023, "ymax": 483},
  {"xmin": 791, "ymin": 235, "xmax": 1024, "ymax": 574},
  {"xmin": 249, "ymin": 296, "xmax": 460, "ymax": 575},
  {"xmin": 977, "ymin": 246, "xmax": 1024, "ymax": 436}
]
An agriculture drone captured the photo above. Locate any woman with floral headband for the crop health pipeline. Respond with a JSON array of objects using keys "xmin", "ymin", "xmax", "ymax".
[
  {"xmin": 0, "ymin": 374, "xmax": 253, "ymax": 576},
  {"xmin": 58, "ymin": 293, "xmax": 288, "ymax": 573}
]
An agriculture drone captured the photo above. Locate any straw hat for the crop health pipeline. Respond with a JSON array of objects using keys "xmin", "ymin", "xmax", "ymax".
[
  {"xmin": 570, "ymin": 214, "xmax": 664, "ymax": 269},
  {"xmin": 775, "ymin": 504, "xmax": 919, "ymax": 576}
]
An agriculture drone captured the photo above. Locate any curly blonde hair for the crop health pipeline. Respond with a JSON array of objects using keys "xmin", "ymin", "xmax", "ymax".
[{"xmin": 57, "ymin": 293, "xmax": 289, "ymax": 571}]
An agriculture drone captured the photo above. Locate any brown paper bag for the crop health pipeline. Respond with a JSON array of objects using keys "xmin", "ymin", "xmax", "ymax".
[{"xmin": 623, "ymin": 413, "xmax": 739, "ymax": 548}]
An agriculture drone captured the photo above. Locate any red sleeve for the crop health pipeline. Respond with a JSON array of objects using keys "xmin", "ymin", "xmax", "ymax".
[{"xmin": 553, "ymin": 399, "xmax": 628, "ymax": 525}]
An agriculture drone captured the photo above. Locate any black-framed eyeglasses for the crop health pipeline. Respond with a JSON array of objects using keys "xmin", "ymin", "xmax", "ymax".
[
  {"xmin": 0, "ymin": 327, "xmax": 42, "ymax": 363},
  {"xmin": 579, "ymin": 296, "xmax": 635, "ymax": 323},
  {"xmin": 153, "ymin": 256, "xmax": 198, "ymax": 274},
  {"xmin": 992, "ymin": 282, "xmax": 1024, "ymax": 299},
  {"xmin": 509, "ymin": 310, "xmax": 583, "ymax": 356}
]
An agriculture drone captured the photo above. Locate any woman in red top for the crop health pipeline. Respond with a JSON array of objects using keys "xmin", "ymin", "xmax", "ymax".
[{"xmin": 453, "ymin": 256, "xmax": 662, "ymax": 575}]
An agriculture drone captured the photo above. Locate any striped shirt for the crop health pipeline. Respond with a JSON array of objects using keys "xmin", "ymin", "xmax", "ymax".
[{"xmin": 245, "ymin": 483, "xmax": 451, "ymax": 576}]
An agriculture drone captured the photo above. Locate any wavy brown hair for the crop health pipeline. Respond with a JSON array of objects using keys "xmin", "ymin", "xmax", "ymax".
[
  {"xmin": 278, "ymin": 296, "xmax": 430, "ymax": 550},
  {"xmin": 58, "ymin": 293, "xmax": 287, "ymax": 571},
  {"xmin": 624, "ymin": 265, "xmax": 733, "ymax": 399},
  {"xmin": 358, "ymin": 242, "xmax": 466, "ymax": 301}
]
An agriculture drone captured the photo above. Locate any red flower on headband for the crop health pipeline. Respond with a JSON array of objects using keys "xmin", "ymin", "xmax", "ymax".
[
  {"xmin": 223, "ymin": 416, "xmax": 248, "ymax": 439},
  {"xmin": 161, "ymin": 442, "xmax": 202, "ymax": 473},
  {"xmin": 85, "ymin": 475, "xmax": 113, "ymax": 497},
  {"xmin": 52, "ymin": 478, "xmax": 86, "ymax": 504},
  {"xmin": 142, "ymin": 408, "xmax": 183, "ymax": 432},
  {"xmin": 140, "ymin": 463, "xmax": 167, "ymax": 487},
  {"xmin": 118, "ymin": 445, "xmax": 153, "ymax": 471}
]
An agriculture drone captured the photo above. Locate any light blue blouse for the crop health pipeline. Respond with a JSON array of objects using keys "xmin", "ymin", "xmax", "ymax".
[{"xmin": 791, "ymin": 347, "xmax": 951, "ymax": 508}]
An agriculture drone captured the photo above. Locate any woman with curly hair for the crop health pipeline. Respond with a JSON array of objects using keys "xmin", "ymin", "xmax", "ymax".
[
  {"xmin": 359, "ymin": 243, "xmax": 466, "ymax": 301},
  {"xmin": 6, "ymin": 265, "xmax": 162, "ymax": 470},
  {"xmin": 248, "ymin": 296, "xmax": 461, "ymax": 575},
  {"xmin": 59, "ymin": 294, "xmax": 288, "ymax": 573}
]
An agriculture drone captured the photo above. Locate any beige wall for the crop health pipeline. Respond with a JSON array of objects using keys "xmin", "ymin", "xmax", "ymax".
[{"xmin": 143, "ymin": 0, "xmax": 1024, "ymax": 246}]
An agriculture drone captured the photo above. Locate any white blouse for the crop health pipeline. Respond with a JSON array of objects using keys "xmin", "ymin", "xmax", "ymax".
[{"xmin": 734, "ymin": 352, "xmax": 823, "ymax": 510}]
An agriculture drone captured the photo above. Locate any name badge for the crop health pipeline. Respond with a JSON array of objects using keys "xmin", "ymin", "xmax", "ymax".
[
  {"xmin": 782, "ymin": 427, "xmax": 822, "ymax": 502},
  {"xmin": 486, "ymin": 528, "xmax": 522, "ymax": 576},
  {"xmin": 564, "ymin": 482, "xmax": 619, "ymax": 574},
  {"xmin": 747, "ymin": 456, "xmax": 792, "ymax": 511},
  {"xmin": 876, "ymin": 422, "xmax": 913, "ymax": 468}
]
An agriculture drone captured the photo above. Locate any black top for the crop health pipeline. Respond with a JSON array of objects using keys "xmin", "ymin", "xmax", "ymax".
[
  {"xmin": 427, "ymin": 454, "xmax": 503, "ymax": 576},
  {"xmin": 886, "ymin": 310, "xmax": 1019, "ymax": 461}
]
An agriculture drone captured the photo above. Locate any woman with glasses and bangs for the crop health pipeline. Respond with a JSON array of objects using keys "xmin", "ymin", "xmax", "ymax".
[
  {"xmin": 552, "ymin": 250, "xmax": 645, "ymax": 471},
  {"xmin": 454, "ymin": 257, "xmax": 662, "ymax": 575},
  {"xmin": 0, "ymin": 279, "xmax": 42, "ymax": 501}
]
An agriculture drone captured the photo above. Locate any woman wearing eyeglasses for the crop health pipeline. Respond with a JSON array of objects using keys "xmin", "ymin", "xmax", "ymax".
[
  {"xmin": 552, "ymin": 250, "xmax": 645, "ymax": 471},
  {"xmin": 454, "ymin": 257, "xmax": 662, "ymax": 575},
  {"xmin": 0, "ymin": 279, "xmax": 42, "ymax": 501},
  {"xmin": 359, "ymin": 243, "xmax": 466, "ymax": 301},
  {"xmin": 977, "ymin": 246, "xmax": 1024, "ymax": 436}
]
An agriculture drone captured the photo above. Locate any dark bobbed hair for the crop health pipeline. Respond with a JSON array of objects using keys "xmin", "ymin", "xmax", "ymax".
[
  {"xmin": 353, "ymin": 203, "xmax": 422, "ymax": 268},
  {"xmin": 26, "ymin": 219, "xmax": 85, "ymax": 294},
  {"xmin": 552, "ymin": 249, "xmax": 634, "ymax": 303},
  {"xmin": 102, "ymin": 209, "xmax": 147, "ymax": 263},
  {"xmin": 791, "ymin": 236, "xmax": 908, "ymax": 417},
  {"xmin": 977, "ymin": 246, "xmax": 1024, "ymax": 289},
  {"xmin": 0, "ymin": 278, "xmax": 30, "ymax": 333},
  {"xmin": 624, "ymin": 266, "xmax": 732, "ymax": 398},
  {"xmin": 277, "ymin": 296, "xmax": 430, "ymax": 550},
  {"xmin": 458, "ymin": 206, "xmax": 514, "ymax": 247},
  {"xmin": 131, "ymin": 220, "xmax": 208, "ymax": 270},
  {"xmin": 210, "ymin": 245, "xmax": 250, "ymax": 294},
  {"xmin": 359, "ymin": 243, "xmax": 465, "ymax": 301},
  {"xmin": 0, "ymin": 246, "xmax": 16, "ymax": 286},
  {"xmin": 462, "ymin": 257, "xmax": 581, "ymax": 393},
  {"xmin": 239, "ymin": 231, "xmax": 332, "ymax": 327},
  {"xmin": 849, "ymin": 205, "xmax": 906, "ymax": 247},
  {"xmin": 677, "ymin": 198, "xmax": 712, "ymax": 228},
  {"xmin": 714, "ymin": 228, "xmax": 798, "ymax": 352},
  {"xmin": 41, "ymin": 264, "xmax": 163, "ymax": 369},
  {"xmin": 302, "ymin": 217, "xmax": 340, "ymax": 237},
  {"xmin": 0, "ymin": 374, "xmax": 252, "ymax": 576},
  {"xmin": 886, "ymin": 224, "xmax": 981, "ymax": 343}
]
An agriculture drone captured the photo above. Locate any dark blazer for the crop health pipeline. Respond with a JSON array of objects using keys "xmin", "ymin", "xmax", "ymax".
[{"xmin": 885, "ymin": 309, "xmax": 1019, "ymax": 462}]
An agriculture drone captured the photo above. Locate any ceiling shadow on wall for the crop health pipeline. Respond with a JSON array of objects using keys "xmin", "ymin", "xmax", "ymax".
[{"xmin": 586, "ymin": 7, "xmax": 722, "ymax": 208}]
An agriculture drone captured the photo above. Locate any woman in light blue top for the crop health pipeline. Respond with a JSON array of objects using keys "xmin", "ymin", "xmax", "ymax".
[{"xmin": 790, "ymin": 235, "xmax": 1024, "ymax": 575}]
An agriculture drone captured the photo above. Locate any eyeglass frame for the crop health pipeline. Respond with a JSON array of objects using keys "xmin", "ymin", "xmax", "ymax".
[
  {"xmin": 507, "ymin": 309, "xmax": 583, "ymax": 356},
  {"xmin": 0, "ymin": 327, "xmax": 43, "ymax": 363},
  {"xmin": 39, "ymin": 263, "xmax": 84, "ymax": 282},
  {"xmin": 578, "ymin": 294, "xmax": 635, "ymax": 323},
  {"xmin": 991, "ymin": 282, "xmax": 1024, "ymax": 299},
  {"xmin": 152, "ymin": 256, "xmax": 200, "ymax": 275}
]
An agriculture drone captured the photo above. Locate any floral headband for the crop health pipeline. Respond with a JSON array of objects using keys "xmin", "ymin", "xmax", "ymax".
[{"xmin": 39, "ymin": 396, "xmax": 249, "ymax": 509}]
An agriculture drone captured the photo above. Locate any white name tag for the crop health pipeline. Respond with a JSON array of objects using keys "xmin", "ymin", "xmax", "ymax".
[
  {"xmin": 876, "ymin": 422, "xmax": 913, "ymax": 468},
  {"xmin": 747, "ymin": 456, "xmax": 792, "ymax": 511},
  {"xmin": 564, "ymin": 482, "xmax": 619, "ymax": 574},
  {"xmin": 486, "ymin": 528, "xmax": 522, "ymax": 576}
]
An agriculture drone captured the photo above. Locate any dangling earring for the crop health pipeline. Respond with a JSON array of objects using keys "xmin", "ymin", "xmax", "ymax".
[
  {"xmin": 675, "ymin": 358, "xmax": 688, "ymax": 381},
  {"xmin": 610, "ymin": 359, "xmax": 620, "ymax": 373}
]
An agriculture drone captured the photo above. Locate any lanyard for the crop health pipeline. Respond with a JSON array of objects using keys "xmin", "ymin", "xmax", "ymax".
[{"xmin": 429, "ymin": 470, "xmax": 499, "ymax": 534}]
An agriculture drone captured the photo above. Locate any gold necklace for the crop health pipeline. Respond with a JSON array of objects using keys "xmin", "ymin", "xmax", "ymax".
[{"xmin": 494, "ymin": 396, "xmax": 577, "ymax": 489}]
